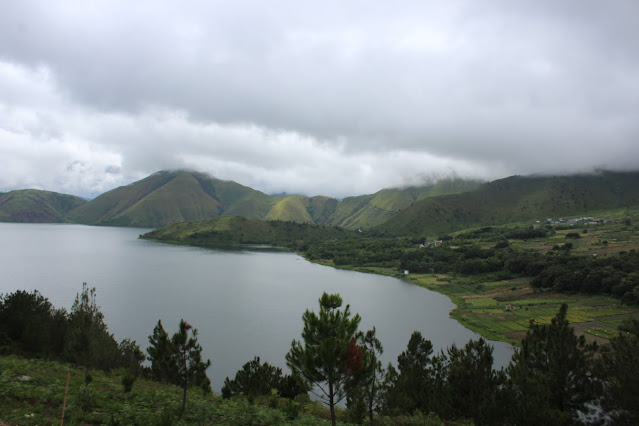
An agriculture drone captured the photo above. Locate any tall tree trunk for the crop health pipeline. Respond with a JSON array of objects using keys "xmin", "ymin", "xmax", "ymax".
[
  {"xmin": 368, "ymin": 381, "xmax": 375, "ymax": 426},
  {"xmin": 329, "ymin": 382, "xmax": 336, "ymax": 426},
  {"xmin": 182, "ymin": 380, "xmax": 188, "ymax": 413}
]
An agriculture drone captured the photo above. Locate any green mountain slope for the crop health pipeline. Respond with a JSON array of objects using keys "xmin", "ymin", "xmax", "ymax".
[
  {"xmin": 265, "ymin": 195, "xmax": 315, "ymax": 222},
  {"xmin": 263, "ymin": 195, "xmax": 339, "ymax": 224},
  {"xmin": 377, "ymin": 171, "xmax": 639, "ymax": 236},
  {"xmin": 68, "ymin": 170, "xmax": 280, "ymax": 227},
  {"xmin": 67, "ymin": 171, "xmax": 175, "ymax": 224},
  {"xmin": 0, "ymin": 189, "xmax": 87, "ymax": 223},
  {"xmin": 64, "ymin": 170, "xmax": 479, "ymax": 228},
  {"xmin": 327, "ymin": 178, "xmax": 483, "ymax": 229}
]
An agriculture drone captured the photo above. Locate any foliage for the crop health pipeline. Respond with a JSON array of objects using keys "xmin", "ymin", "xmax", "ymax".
[
  {"xmin": 0, "ymin": 285, "xmax": 144, "ymax": 375},
  {"xmin": 598, "ymin": 319, "xmax": 639, "ymax": 424},
  {"xmin": 147, "ymin": 319, "xmax": 177, "ymax": 384},
  {"xmin": 0, "ymin": 354, "xmax": 332, "ymax": 425},
  {"xmin": 345, "ymin": 327, "xmax": 384, "ymax": 426},
  {"xmin": 531, "ymin": 250, "xmax": 639, "ymax": 302},
  {"xmin": 121, "ymin": 373, "xmax": 136, "ymax": 393},
  {"xmin": 65, "ymin": 283, "xmax": 122, "ymax": 373},
  {"xmin": 119, "ymin": 338, "xmax": 145, "ymax": 377},
  {"xmin": 0, "ymin": 289, "xmax": 67, "ymax": 357},
  {"xmin": 222, "ymin": 356, "xmax": 307, "ymax": 401},
  {"xmin": 286, "ymin": 292, "xmax": 363, "ymax": 426},
  {"xmin": 441, "ymin": 338, "xmax": 506, "ymax": 425},
  {"xmin": 171, "ymin": 319, "xmax": 212, "ymax": 412},
  {"xmin": 380, "ymin": 331, "xmax": 441, "ymax": 415},
  {"xmin": 506, "ymin": 304, "xmax": 599, "ymax": 424}
]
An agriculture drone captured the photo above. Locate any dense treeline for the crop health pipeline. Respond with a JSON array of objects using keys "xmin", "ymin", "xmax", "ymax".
[
  {"xmin": 0, "ymin": 284, "xmax": 140, "ymax": 373},
  {"xmin": 223, "ymin": 293, "xmax": 638, "ymax": 425},
  {"xmin": 0, "ymin": 285, "xmax": 211, "ymax": 414},
  {"xmin": 305, "ymin": 237, "xmax": 413, "ymax": 267},
  {"xmin": 399, "ymin": 244, "xmax": 639, "ymax": 303},
  {"xmin": 301, "ymin": 224, "xmax": 639, "ymax": 304},
  {"xmin": 532, "ymin": 250, "xmax": 639, "ymax": 303}
]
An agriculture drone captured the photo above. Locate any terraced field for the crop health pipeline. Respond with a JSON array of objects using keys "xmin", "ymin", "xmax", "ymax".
[{"xmin": 406, "ymin": 273, "xmax": 638, "ymax": 345}]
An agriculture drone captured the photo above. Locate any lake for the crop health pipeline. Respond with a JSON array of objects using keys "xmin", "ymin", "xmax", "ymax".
[{"xmin": 0, "ymin": 223, "xmax": 513, "ymax": 391}]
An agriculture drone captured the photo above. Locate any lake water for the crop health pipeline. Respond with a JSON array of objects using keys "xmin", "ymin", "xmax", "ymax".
[{"xmin": 0, "ymin": 223, "xmax": 513, "ymax": 391}]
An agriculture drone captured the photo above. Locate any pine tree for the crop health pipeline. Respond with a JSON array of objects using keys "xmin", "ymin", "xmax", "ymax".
[
  {"xmin": 147, "ymin": 320, "xmax": 176, "ymax": 383},
  {"xmin": 222, "ymin": 356, "xmax": 307, "ymax": 401},
  {"xmin": 346, "ymin": 328, "xmax": 384, "ymax": 426},
  {"xmin": 172, "ymin": 319, "xmax": 211, "ymax": 413},
  {"xmin": 598, "ymin": 319, "xmax": 639, "ymax": 424},
  {"xmin": 65, "ymin": 283, "xmax": 120, "ymax": 374},
  {"xmin": 444, "ymin": 338, "xmax": 505, "ymax": 425},
  {"xmin": 286, "ymin": 293, "xmax": 362, "ymax": 426},
  {"xmin": 381, "ymin": 331, "xmax": 436, "ymax": 415},
  {"xmin": 506, "ymin": 304, "xmax": 598, "ymax": 424}
]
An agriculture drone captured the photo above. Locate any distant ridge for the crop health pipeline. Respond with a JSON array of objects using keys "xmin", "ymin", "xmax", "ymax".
[
  {"xmin": 60, "ymin": 170, "xmax": 481, "ymax": 228},
  {"xmin": 376, "ymin": 171, "xmax": 639, "ymax": 236},
  {"xmin": 0, "ymin": 189, "xmax": 87, "ymax": 223},
  {"xmin": 4, "ymin": 170, "xmax": 636, "ymax": 231}
]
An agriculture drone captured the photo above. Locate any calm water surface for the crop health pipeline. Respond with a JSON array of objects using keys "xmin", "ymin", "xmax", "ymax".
[{"xmin": 0, "ymin": 223, "xmax": 513, "ymax": 391}]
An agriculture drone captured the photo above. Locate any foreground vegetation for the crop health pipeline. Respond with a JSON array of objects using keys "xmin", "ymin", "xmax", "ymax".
[
  {"xmin": 2, "ymin": 287, "xmax": 638, "ymax": 425},
  {"xmin": 0, "ymin": 354, "xmax": 334, "ymax": 425}
]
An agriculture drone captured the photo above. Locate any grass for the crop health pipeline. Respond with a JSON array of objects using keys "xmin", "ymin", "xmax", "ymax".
[
  {"xmin": 0, "ymin": 355, "xmax": 335, "ymax": 425},
  {"xmin": 0, "ymin": 355, "xmax": 465, "ymax": 426}
]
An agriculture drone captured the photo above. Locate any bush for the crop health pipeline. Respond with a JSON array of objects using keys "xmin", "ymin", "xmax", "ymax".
[{"xmin": 121, "ymin": 373, "xmax": 136, "ymax": 393}]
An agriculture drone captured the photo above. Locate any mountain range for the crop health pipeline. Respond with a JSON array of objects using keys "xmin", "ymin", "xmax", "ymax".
[{"xmin": 1, "ymin": 169, "xmax": 638, "ymax": 236}]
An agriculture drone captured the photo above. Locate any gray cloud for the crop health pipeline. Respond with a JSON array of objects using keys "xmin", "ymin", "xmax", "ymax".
[{"xmin": 1, "ymin": 0, "xmax": 638, "ymax": 198}]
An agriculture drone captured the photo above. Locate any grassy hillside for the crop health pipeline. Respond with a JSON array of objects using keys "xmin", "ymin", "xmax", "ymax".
[
  {"xmin": 64, "ymin": 170, "xmax": 479, "ymax": 228},
  {"xmin": 327, "ymin": 178, "xmax": 482, "ymax": 229},
  {"xmin": 377, "ymin": 171, "xmax": 639, "ymax": 237},
  {"xmin": 10, "ymin": 171, "xmax": 635, "ymax": 231},
  {"xmin": 0, "ymin": 189, "xmax": 86, "ymax": 223},
  {"xmin": 69, "ymin": 170, "xmax": 281, "ymax": 227},
  {"xmin": 265, "ymin": 195, "xmax": 315, "ymax": 222},
  {"xmin": 68, "ymin": 171, "xmax": 175, "ymax": 225},
  {"xmin": 142, "ymin": 215, "xmax": 356, "ymax": 248},
  {"xmin": 97, "ymin": 172, "xmax": 222, "ymax": 226},
  {"xmin": 0, "ymin": 355, "xmax": 340, "ymax": 425}
]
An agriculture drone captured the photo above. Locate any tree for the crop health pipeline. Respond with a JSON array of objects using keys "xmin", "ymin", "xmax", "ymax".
[
  {"xmin": 65, "ymin": 283, "xmax": 120, "ymax": 374},
  {"xmin": 346, "ymin": 328, "xmax": 384, "ymax": 426},
  {"xmin": 444, "ymin": 338, "xmax": 505, "ymax": 425},
  {"xmin": 119, "ymin": 338, "xmax": 145, "ymax": 377},
  {"xmin": 172, "ymin": 319, "xmax": 211, "ymax": 413},
  {"xmin": 381, "ymin": 331, "xmax": 436, "ymax": 415},
  {"xmin": 286, "ymin": 293, "xmax": 362, "ymax": 426},
  {"xmin": 506, "ymin": 304, "xmax": 599, "ymax": 425},
  {"xmin": 146, "ymin": 319, "xmax": 211, "ymax": 413},
  {"xmin": 147, "ymin": 320, "xmax": 176, "ymax": 383},
  {"xmin": 222, "ymin": 356, "xmax": 307, "ymax": 401},
  {"xmin": 598, "ymin": 319, "xmax": 639, "ymax": 424},
  {"xmin": 0, "ymin": 289, "xmax": 67, "ymax": 356}
]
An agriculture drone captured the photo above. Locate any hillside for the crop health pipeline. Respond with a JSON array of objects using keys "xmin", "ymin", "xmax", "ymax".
[
  {"xmin": 7, "ymin": 170, "xmax": 637, "ymax": 231},
  {"xmin": 68, "ymin": 170, "xmax": 279, "ymax": 227},
  {"xmin": 0, "ymin": 189, "xmax": 87, "ymax": 223},
  {"xmin": 376, "ymin": 171, "xmax": 639, "ymax": 237},
  {"xmin": 327, "ymin": 178, "xmax": 482, "ymax": 229},
  {"xmin": 62, "ymin": 170, "xmax": 479, "ymax": 228}
]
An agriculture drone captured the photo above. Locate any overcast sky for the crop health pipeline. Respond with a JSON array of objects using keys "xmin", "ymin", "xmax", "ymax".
[{"xmin": 1, "ymin": 0, "xmax": 638, "ymax": 198}]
